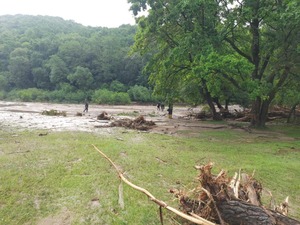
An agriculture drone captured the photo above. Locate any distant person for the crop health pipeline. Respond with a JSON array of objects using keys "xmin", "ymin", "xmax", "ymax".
[
  {"xmin": 83, "ymin": 100, "xmax": 89, "ymax": 113},
  {"xmin": 161, "ymin": 103, "xmax": 165, "ymax": 111},
  {"xmin": 157, "ymin": 102, "xmax": 161, "ymax": 111},
  {"xmin": 167, "ymin": 105, "xmax": 173, "ymax": 119}
]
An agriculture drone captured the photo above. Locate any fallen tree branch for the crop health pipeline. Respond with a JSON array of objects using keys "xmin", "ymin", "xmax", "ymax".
[
  {"xmin": 174, "ymin": 162, "xmax": 300, "ymax": 225},
  {"xmin": 92, "ymin": 144, "xmax": 216, "ymax": 225}
]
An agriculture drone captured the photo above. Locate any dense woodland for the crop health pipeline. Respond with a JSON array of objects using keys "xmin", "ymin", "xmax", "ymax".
[
  {"xmin": 0, "ymin": 15, "xmax": 152, "ymax": 104},
  {"xmin": 0, "ymin": 0, "xmax": 299, "ymax": 127}
]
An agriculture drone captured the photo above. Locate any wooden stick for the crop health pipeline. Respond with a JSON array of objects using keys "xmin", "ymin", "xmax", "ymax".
[
  {"xmin": 92, "ymin": 144, "xmax": 216, "ymax": 225},
  {"xmin": 159, "ymin": 206, "xmax": 164, "ymax": 225}
]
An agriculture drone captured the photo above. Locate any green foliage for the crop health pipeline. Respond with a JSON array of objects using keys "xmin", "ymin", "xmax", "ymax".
[
  {"xmin": 127, "ymin": 85, "xmax": 152, "ymax": 102},
  {"xmin": 0, "ymin": 91, "xmax": 6, "ymax": 100},
  {"xmin": 0, "ymin": 72, "xmax": 10, "ymax": 91},
  {"xmin": 92, "ymin": 89, "xmax": 131, "ymax": 105},
  {"xmin": 109, "ymin": 80, "xmax": 127, "ymax": 92},
  {"xmin": 47, "ymin": 89, "xmax": 87, "ymax": 103},
  {"xmin": 7, "ymin": 88, "xmax": 49, "ymax": 102},
  {"xmin": 129, "ymin": 0, "xmax": 300, "ymax": 126},
  {"xmin": 67, "ymin": 66, "xmax": 94, "ymax": 90},
  {"xmin": 5, "ymin": 86, "xmax": 89, "ymax": 103},
  {"xmin": 0, "ymin": 15, "xmax": 147, "ymax": 102},
  {"xmin": 46, "ymin": 55, "xmax": 69, "ymax": 85},
  {"xmin": 8, "ymin": 47, "xmax": 33, "ymax": 88}
]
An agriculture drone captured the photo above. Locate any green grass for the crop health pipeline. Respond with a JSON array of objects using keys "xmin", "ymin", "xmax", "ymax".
[{"xmin": 0, "ymin": 124, "xmax": 299, "ymax": 224}]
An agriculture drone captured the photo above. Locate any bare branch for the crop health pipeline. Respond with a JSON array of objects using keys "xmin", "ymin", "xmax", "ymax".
[
  {"xmin": 224, "ymin": 37, "xmax": 253, "ymax": 64},
  {"xmin": 92, "ymin": 145, "xmax": 216, "ymax": 225}
]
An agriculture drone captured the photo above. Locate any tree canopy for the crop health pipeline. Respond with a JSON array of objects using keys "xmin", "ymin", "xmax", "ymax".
[
  {"xmin": 129, "ymin": 0, "xmax": 300, "ymax": 127},
  {"xmin": 0, "ymin": 15, "xmax": 148, "ymax": 101}
]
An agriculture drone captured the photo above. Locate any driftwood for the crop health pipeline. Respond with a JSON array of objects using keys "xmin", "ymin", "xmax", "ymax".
[
  {"xmin": 111, "ymin": 115, "xmax": 155, "ymax": 131},
  {"xmin": 92, "ymin": 145, "xmax": 299, "ymax": 224},
  {"xmin": 187, "ymin": 106, "xmax": 300, "ymax": 123},
  {"xmin": 92, "ymin": 145, "xmax": 215, "ymax": 225},
  {"xmin": 97, "ymin": 111, "xmax": 111, "ymax": 120},
  {"xmin": 170, "ymin": 163, "xmax": 300, "ymax": 225}
]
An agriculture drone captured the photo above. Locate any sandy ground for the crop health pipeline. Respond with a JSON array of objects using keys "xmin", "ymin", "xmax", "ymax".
[
  {"xmin": 0, "ymin": 101, "xmax": 202, "ymax": 133},
  {"xmin": 0, "ymin": 101, "xmax": 249, "ymax": 137}
]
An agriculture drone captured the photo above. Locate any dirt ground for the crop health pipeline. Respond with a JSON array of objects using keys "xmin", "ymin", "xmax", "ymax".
[{"xmin": 0, "ymin": 101, "xmax": 239, "ymax": 135}]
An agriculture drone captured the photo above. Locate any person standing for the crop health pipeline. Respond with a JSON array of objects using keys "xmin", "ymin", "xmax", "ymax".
[
  {"xmin": 167, "ymin": 104, "xmax": 173, "ymax": 119},
  {"xmin": 83, "ymin": 99, "xmax": 89, "ymax": 113}
]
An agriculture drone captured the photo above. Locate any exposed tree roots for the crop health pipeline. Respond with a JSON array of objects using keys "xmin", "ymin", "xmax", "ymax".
[
  {"xmin": 170, "ymin": 163, "xmax": 300, "ymax": 225},
  {"xmin": 110, "ymin": 115, "xmax": 155, "ymax": 131}
]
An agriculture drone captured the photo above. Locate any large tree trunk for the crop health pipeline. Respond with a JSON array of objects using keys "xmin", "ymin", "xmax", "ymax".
[
  {"xmin": 217, "ymin": 200, "xmax": 275, "ymax": 225},
  {"xmin": 172, "ymin": 163, "xmax": 300, "ymax": 225},
  {"xmin": 200, "ymin": 81, "xmax": 222, "ymax": 121},
  {"xmin": 250, "ymin": 98, "xmax": 270, "ymax": 127},
  {"xmin": 218, "ymin": 200, "xmax": 300, "ymax": 225},
  {"xmin": 287, "ymin": 104, "xmax": 298, "ymax": 123}
]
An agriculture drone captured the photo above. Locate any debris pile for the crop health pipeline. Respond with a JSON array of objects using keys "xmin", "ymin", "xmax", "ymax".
[
  {"xmin": 97, "ymin": 111, "xmax": 111, "ymax": 120},
  {"xmin": 170, "ymin": 163, "xmax": 300, "ymax": 225},
  {"xmin": 41, "ymin": 109, "xmax": 66, "ymax": 117},
  {"xmin": 186, "ymin": 105, "xmax": 300, "ymax": 123},
  {"xmin": 111, "ymin": 115, "xmax": 155, "ymax": 131}
]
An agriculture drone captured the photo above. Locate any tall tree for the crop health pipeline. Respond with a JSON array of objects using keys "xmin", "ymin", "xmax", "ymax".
[
  {"xmin": 67, "ymin": 66, "xmax": 94, "ymax": 90},
  {"xmin": 8, "ymin": 47, "xmax": 33, "ymax": 88},
  {"xmin": 220, "ymin": 0, "xmax": 300, "ymax": 126},
  {"xmin": 129, "ymin": 0, "xmax": 300, "ymax": 126},
  {"xmin": 45, "ymin": 55, "xmax": 69, "ymax": 86}
]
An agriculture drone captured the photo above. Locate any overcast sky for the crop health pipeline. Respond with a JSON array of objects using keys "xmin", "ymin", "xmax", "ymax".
[{"xmin": 0, "ymin": 0, "xmax": 136, "ymax": 28}]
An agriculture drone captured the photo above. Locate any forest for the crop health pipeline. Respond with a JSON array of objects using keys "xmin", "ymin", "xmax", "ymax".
[
  {"xmin": 0, "ymin": 15, "xmax": 152, "ymax": 104},
  {"xmin": 0, "ymin": 0, "xmax": 299, "ymax": 127}
]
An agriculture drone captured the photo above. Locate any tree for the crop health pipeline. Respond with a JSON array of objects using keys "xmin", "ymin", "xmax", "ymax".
[
  {"xmin": 8, "ymin": 47, "xmax": 33, "ymax": 88},
  {"xmin": 45, "ymin": 55, "xmax": 69, "ymax": 86},
  {"xmin": 67, "ymin": 66, "xmax": 94, "ymax": 90},
  {"xmin": 32, "ymin": 67, "xmax": 51, "ymax": 90},
  {"xmin": 220, "ymin": 0, "xmax": 300, "ymax": 127},
  {"xmin": 129, "ymin": 0, "xmax": 300, "ymax": 126}
]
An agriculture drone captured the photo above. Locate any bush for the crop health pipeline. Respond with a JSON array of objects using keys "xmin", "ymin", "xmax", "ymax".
[
  {"xmin": 92, "ymin": 89, "xmax": 131, "ymax": 105},
  {"xmin": 63, "ymin": 90, "xmax": 86, "ymax": 103},
  {"xmin": 127, "ymin": 85, "xmax": 152, "ymax": 102},
  {"xmin": 47, "ymin": 90, "xmax": 65, "ymax": 103},
  {"xmin": 0, "ymin": 91, "xmax": 6, "ymax": 100},
  {"xmin": 47, "ymin": 89, "xmax": 89, "ymax": 103},
  {"xmin": 113, "ymin": 92, "xmax": 131, "ymax": 104},
  {"xmin": 109, "ymin": 80, "xmax": 127, "ymax": 92},
  {"xmin": 7, "ymin": 88, "xmax": 49, "ymax": 102}
]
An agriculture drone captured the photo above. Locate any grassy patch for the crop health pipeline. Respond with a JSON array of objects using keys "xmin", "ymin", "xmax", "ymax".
[{"xmin": 0, "ymin": 125, "xmax": 299, "ymax": 224}]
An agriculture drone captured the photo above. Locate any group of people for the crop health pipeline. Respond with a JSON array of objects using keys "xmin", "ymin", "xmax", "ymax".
[{"xmin": 156, "ymin": 102, "xmax": 165, "ymax": 111}]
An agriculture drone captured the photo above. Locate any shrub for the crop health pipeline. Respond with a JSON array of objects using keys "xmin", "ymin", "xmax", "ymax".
[
  {"xmin": 127, "ymin": 85, "xmax": 152, "ymax": 102},
  {"xmin": 109, "ymin": 80, "xmax": 127, "ymax": 92},
  {"xmin": 92, "ymin": 89, "xmax": 131, "ymax": 105},
  {"xmin": 113, "ymin": 92, "xmax": 131, "ymax": 105},
  {"xmin": 7, "ymin": 88, "xmax": 49, "ymax": 102},
  {"xmin": 0, "ymin": 91, "xmax": 6, "ymax": 100}
]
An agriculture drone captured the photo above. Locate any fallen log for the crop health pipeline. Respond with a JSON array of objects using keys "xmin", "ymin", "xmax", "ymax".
[{"xmin": 171, "ymin": 163, "xmax": 300, "ymax": 225}]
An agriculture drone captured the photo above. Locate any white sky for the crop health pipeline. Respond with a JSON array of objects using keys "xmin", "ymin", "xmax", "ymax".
[{"xmin": 0, "ymin": 0, "xmax": 137, "ymax": 28}]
